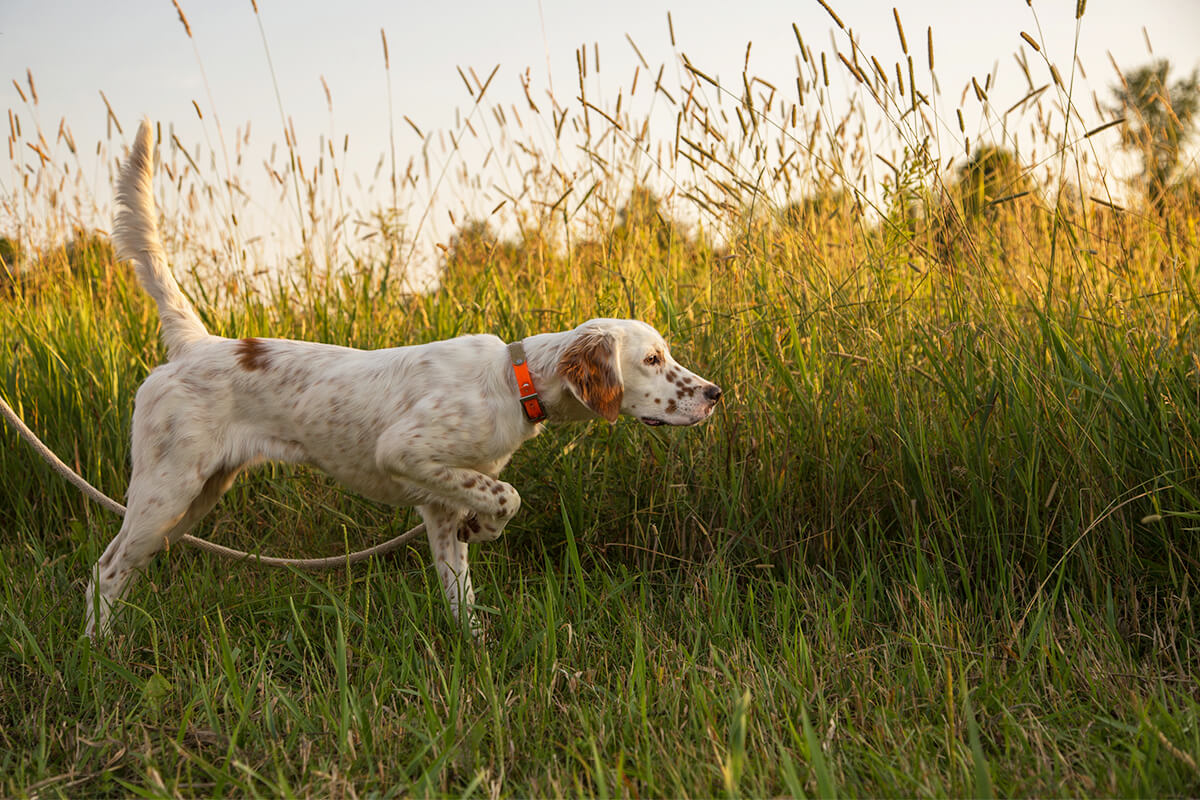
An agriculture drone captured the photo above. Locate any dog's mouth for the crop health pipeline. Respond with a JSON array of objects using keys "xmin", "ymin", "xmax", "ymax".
[{"xmin": 639, "ymin": 411, "xmax": 712, "ymax": 427}]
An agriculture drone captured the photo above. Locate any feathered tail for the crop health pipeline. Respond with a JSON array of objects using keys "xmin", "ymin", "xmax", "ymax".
[{"xmin": 112, "ymin": 119, "xmax": 208, "ymax": 360}]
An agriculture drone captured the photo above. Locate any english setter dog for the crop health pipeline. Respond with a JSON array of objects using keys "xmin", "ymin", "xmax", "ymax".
[{"xmin": 85, "ymin": 120, "xmax": 722, "ymax": 638}]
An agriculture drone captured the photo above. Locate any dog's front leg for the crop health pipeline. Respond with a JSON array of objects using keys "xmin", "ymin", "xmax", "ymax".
[
  {"xmin": 418, "ymin": 503, "xmax": 483, "ymax": 638},
  {"xmin": 376, "ymin": 423, "xmax": 522, "ymax": 535}
]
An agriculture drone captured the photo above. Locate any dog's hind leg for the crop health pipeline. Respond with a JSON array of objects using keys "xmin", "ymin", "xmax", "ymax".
[{"xmin": 85, "ymin": 463, "xmax": 238, "ymax": 639}]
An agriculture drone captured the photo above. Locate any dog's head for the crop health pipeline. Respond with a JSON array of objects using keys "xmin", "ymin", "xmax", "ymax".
[{"xmin": 557, "ymin": 319, "xmax": 722, "ymax": 426}]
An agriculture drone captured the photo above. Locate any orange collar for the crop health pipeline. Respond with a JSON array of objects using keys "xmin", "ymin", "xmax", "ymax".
[{"xmin": 508, "ymin": 341, "xmax": 547, "ymax": 423}]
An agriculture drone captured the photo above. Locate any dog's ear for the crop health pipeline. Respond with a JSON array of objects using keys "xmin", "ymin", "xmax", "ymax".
[{"xmin": 558, "ymin": 331, "xmax": 623, "ymax": 423}]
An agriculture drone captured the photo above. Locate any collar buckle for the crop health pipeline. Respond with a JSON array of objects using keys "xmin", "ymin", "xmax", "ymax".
[{"xmin": 508, "ymin": 341, "xmax": 547, "ymax": 423}]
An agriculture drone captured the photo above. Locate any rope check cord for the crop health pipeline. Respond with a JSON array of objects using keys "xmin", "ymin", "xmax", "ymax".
[{"xmin": 0, "ymin": 391, "xmax": 426, "ymax": 570}]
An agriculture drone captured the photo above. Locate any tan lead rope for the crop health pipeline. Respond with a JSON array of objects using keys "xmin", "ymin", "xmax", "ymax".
[{"xmin": 0, "ymin": 391, "xmax": 426, "ymax": 570}]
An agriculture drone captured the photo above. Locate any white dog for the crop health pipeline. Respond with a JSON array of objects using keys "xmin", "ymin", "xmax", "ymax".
[{"xmin": 85, "ymin": 120, "xmax": 722, "ymax": 638}]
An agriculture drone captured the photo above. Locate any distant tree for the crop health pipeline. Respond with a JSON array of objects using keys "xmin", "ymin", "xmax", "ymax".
[
  {"xmin": 610, "ymin": 186, "xmax": 697, "ymax": 255},
  {"xmin": 948, "ymin": 144, "xmax": 1034, "ymax": 218},
  {"xmin": 0, "ymin": 236, "xmax": 20, "ymax": 296},
  {"xmin": 615, "ymin": 185, "xmax": 662, "ymax": 230},
  {"xmin": 47, "ymin": 228, "xmax": 117, "ymax": 295},
  {"xmin": 775, "ymin": 186, "xmax": 856, "ymax": 237},
  {"xmin": 0, "ymin": 236, "xmax": 20, "ymax": 270},
  {"xmin": 443, "ymin": 218, "xmax": 500, "ymax": 266},
  {"xmin": 62, "ymin": 228, "xmax": 115, "ymax": 274},
  {"xmin": 925, "ymin": 145, "xmax": 1037, "ymax": 270},
  {"xmin": 439, "ymin": 218, "xmax": 517, "ymax": 287},
  {"xmin": 1109, "ymin": 59, "xmax": 1200, "ymax": 211}
]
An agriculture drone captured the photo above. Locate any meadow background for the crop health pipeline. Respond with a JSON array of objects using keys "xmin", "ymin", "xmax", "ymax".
[{"xmin": 2, "ymin": 1, "xmax": 1200, "ymax": 796}]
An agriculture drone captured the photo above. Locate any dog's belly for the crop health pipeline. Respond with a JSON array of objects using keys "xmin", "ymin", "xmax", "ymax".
[
  {"xmin": 317, "ymin": 461, "xmax": 427, "ymax": 507},
  {"xmin": 307, "ymin": 447, "xmax": 506, "ymax": 511},
  {"xmin": 229, "ymin": 428, "xmax": 421, "ymax": 508}
]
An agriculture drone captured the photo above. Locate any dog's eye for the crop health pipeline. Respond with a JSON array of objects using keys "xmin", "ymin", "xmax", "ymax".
[{"xmin": 644, "ymin": 353, "xmax": 662, "ymax": 366}]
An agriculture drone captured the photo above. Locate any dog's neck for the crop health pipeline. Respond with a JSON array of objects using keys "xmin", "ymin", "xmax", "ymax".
[{"xmin": 516, "ymin": 330, "xmax": 598, "ymax": 423}]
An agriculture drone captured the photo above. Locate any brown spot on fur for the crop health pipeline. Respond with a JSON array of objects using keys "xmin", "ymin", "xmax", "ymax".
[
  {"xmin": 490, "ymin": 484, "xmax": 504, "ymax": 495},
  {"xmin": 458, "ymin": 516, "xmax": 482, "ymax": 543},
  {"xmin": 558, "ymin": 331, "xmax": 623, "ymax": 423},
  {"xmin": 665, "ymin": 399, "xmax": 677, "ymax": 414},
  {"xmin": 236, "ymin": 337, "xmax": 270, "ymax": 371},
  {"xmin": 463, "ymin": 477, "xmax": 477, "ymax": 489}
]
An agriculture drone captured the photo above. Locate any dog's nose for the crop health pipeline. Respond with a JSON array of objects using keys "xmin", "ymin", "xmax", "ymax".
[{"xmin": 704, "ymin": 384, "xmax": 723, "ymax": 404}]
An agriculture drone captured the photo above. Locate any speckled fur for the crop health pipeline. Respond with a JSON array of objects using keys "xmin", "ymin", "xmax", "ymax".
[{"xmin": 85, "ymin": 120, "xmax": 722, "ymax": 639}]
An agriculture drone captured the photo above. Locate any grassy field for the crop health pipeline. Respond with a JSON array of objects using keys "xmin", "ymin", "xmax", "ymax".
[{"xmin": 4, "ymin": 4, "xmax": 1200, "ymax": 796}]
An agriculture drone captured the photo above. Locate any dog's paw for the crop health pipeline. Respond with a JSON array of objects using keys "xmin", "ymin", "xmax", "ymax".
[
  {"xmin": 487, "ymin": 481, "xmax": 521, "ymax": 520},
  {"xmin": 457, "ymin": 512, "xmax": 508, "ymax": 543}
]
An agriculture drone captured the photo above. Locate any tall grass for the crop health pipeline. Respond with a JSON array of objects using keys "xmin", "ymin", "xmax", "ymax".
[{"xmin": 3, "ymin": 2, "xmax": 1200, "ymax": 795}]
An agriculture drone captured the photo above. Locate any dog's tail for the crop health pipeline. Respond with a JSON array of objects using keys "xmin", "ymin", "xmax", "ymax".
[{"xmin": 113, "ymin": 118, "xmax": 209, "ymax": 360}]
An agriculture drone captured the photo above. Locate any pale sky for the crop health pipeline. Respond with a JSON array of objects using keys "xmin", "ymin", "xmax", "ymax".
[{"xmin": 3, "ymin": 1, "xmax": 1198, "ymax": 267}]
